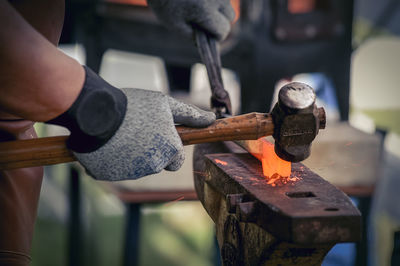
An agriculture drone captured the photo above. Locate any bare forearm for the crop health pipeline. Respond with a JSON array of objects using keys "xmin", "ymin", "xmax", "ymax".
[{"xmin": 0, "ymin": 0, "xmax": 84, "ymax": 121}]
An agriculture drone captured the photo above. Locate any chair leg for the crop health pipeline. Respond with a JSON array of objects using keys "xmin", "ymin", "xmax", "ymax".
[{"xmin": 123, "ymin": 203, "xmax": 141, "ymax": 266}]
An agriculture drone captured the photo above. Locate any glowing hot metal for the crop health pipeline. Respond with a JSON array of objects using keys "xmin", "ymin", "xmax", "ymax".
[{"xmin": 237, "ymin": 138, "xmax": 291, "ymax": 178}]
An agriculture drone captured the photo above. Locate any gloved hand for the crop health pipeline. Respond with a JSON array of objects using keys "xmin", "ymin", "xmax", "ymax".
[
  {"xmin": 147, "ymin": 0, "xmax": 235, "ymax": 41},
  {"xmin": 47, "ymin": 67, "xmax": 216, "ymax": 181}
]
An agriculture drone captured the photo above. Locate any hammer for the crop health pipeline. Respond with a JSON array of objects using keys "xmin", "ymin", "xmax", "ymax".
[{"xmin": 0, "ymin": 82, "xmax": 325, "ymax": 170}]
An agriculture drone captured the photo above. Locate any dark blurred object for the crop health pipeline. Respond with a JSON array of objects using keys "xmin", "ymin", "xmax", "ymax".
[
  {"xmin": 353, "ymin": 0, "xmax": 400, "ymax": 47},
  {"xmin": 272, "ymin": 0, "xmax": 346, "ymax": 42},
  {"xmin": 356, "ymin": 0, "xmax": 400, "ymax": 35},
  {"xmin": 238, "ymin": 0, "xmax": 353, "ymax": 120},
  {"xmin": 61, "ymin": 0, "xmax": 353, "ymax": 120},
  {"xmin": 392, "ymin": 231, "xmax": 400, "ymax": 266}
]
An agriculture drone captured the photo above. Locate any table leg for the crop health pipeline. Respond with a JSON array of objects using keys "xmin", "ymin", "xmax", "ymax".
[
  {"xmin": 123, "ymin": 203, "xmax": 141, "ymax": 266},
  {"xmin": 68, "ymin": 166, "xmax": 82, "ymax": 266}
]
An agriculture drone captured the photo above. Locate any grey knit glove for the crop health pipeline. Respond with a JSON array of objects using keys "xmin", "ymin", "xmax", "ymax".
[
  {"xmin": 74, "ymin": 88, "xmax": 216, "ymax": 181},
  {"xmin": 147, "ymin": 0, "xmax": 235, "ymax": 41}
]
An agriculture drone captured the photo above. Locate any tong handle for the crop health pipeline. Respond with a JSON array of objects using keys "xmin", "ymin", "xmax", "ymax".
[{"xmin": 195, "ymin": 30, "xmax": 232, "ymax": 116}]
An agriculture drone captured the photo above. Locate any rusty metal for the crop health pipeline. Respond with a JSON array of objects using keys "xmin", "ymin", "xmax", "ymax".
[
  {"xmin": 193, "ymin": 142, "xmax": 361, "ymax": 266},
  {"xmin": 272, "ymin": 82, "xmax": 326, "ymax": 162},
  {"xmin": 204, "ymin": 153, "xmax": 360, "ymax": 243},
  {"xmin": 195, "ymin": 29, "xmax": 232, "ymax": 117}
]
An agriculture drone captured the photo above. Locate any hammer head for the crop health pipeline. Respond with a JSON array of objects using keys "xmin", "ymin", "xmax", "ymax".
[{"xmin": 271, "ymin": 82, "xmax": 326, "ymax": 162}]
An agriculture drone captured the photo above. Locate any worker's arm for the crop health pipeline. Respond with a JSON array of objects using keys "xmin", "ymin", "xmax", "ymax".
[
  {"xmin": 0, "ymin": 0, "xmax": 216, "ymax": 180},
  {"xmin": 0, "ymin": 0, "xmax": 84, "ymax": 121},
  {"xmin": 147, "ymin": 0, "xmax": 235, "ymax": 41}
]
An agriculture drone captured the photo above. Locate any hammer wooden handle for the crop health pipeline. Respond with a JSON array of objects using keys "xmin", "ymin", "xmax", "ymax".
[
  {"xmin": 0, "ymin": 112, "xmax": 274, "ymax": 170},
  {"xmin": 178, "ymin": 112, "xmax": 273, "ymax": 145},
  {"xmin": 0, "ymin": 136, "xmax": 74, "ymax": 170}
]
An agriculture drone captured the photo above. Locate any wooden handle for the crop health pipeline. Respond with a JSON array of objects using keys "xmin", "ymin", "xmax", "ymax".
[
  {"xmin": 0, "ymin": 135, "xmax": 73, "ymax": 170},
  {"xmin": 177, "ymin": 112, "xmax": 273, "ymax": 145},
  {"xmin": 0, "ymin": 112, "xmax": 273, "ymax": 170}
]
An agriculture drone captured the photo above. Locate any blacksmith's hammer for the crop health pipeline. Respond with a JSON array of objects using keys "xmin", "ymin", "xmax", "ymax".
[{"xmin": 0, "ymin": 82, "xmax": 325, "ymax": 170}]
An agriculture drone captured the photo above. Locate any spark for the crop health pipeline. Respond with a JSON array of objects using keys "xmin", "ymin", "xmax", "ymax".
[
  {"xmin": 215, "ymin": 159, "xmax": 228, "ymax": 166},
  {"xmin": 265, "ymin": 173, "xmax": 301, "ymax": 187},
  {"xmin": 234, "ymin": 175, "xmax": 244, "ymax": 180},
  {"xmin": 163, "ymin": 196, "xmax": 185, "ymax": 206},
  {"xmin": 193, "ymin": 171, "xmax": 207, "ymax": 176}
]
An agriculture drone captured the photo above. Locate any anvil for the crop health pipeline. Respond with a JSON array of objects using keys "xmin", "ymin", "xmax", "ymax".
[{"xmin": 193, "ymin": 142, "xmax": 361, "ymax": 266}]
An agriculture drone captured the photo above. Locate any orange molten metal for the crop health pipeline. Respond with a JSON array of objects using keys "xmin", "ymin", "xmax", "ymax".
[{"xmin": 241, "ymin": 139, "xmax": 291, "ymax": 178}]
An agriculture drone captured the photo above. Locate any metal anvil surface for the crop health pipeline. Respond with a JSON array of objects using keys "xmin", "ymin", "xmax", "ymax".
[{"xmin": 193, "ymin": 143, "xmax": 361, "ymax": 266}]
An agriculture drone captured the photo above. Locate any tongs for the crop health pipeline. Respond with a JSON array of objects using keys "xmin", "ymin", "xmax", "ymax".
[{"xmin": 195, "ymin": 30, "xmax": 232, "ymax": 118}]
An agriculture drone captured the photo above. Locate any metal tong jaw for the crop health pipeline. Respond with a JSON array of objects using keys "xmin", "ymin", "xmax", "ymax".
[{"xmin": 195, "ymin": 30, "xmax": 232, "ymax": 118}]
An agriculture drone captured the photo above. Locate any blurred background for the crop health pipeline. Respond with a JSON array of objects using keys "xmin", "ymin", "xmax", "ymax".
[{"xmin": 31, "ymin": 0, "xmax": 400, "ymax": 265}]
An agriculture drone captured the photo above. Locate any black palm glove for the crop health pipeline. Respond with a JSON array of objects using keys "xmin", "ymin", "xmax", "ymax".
[{"xmin": 47, "ymin": 67, "xmax": 216, "ymax": 180}]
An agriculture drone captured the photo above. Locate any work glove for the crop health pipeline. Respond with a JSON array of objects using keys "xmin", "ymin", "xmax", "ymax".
[
  {"xmin": 147, "ymin": 0, "xmax": 236, "ymax": 41},
  {"xmin": 47, "ymin": 67, "xmax": 216, "ymax": 181}
]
